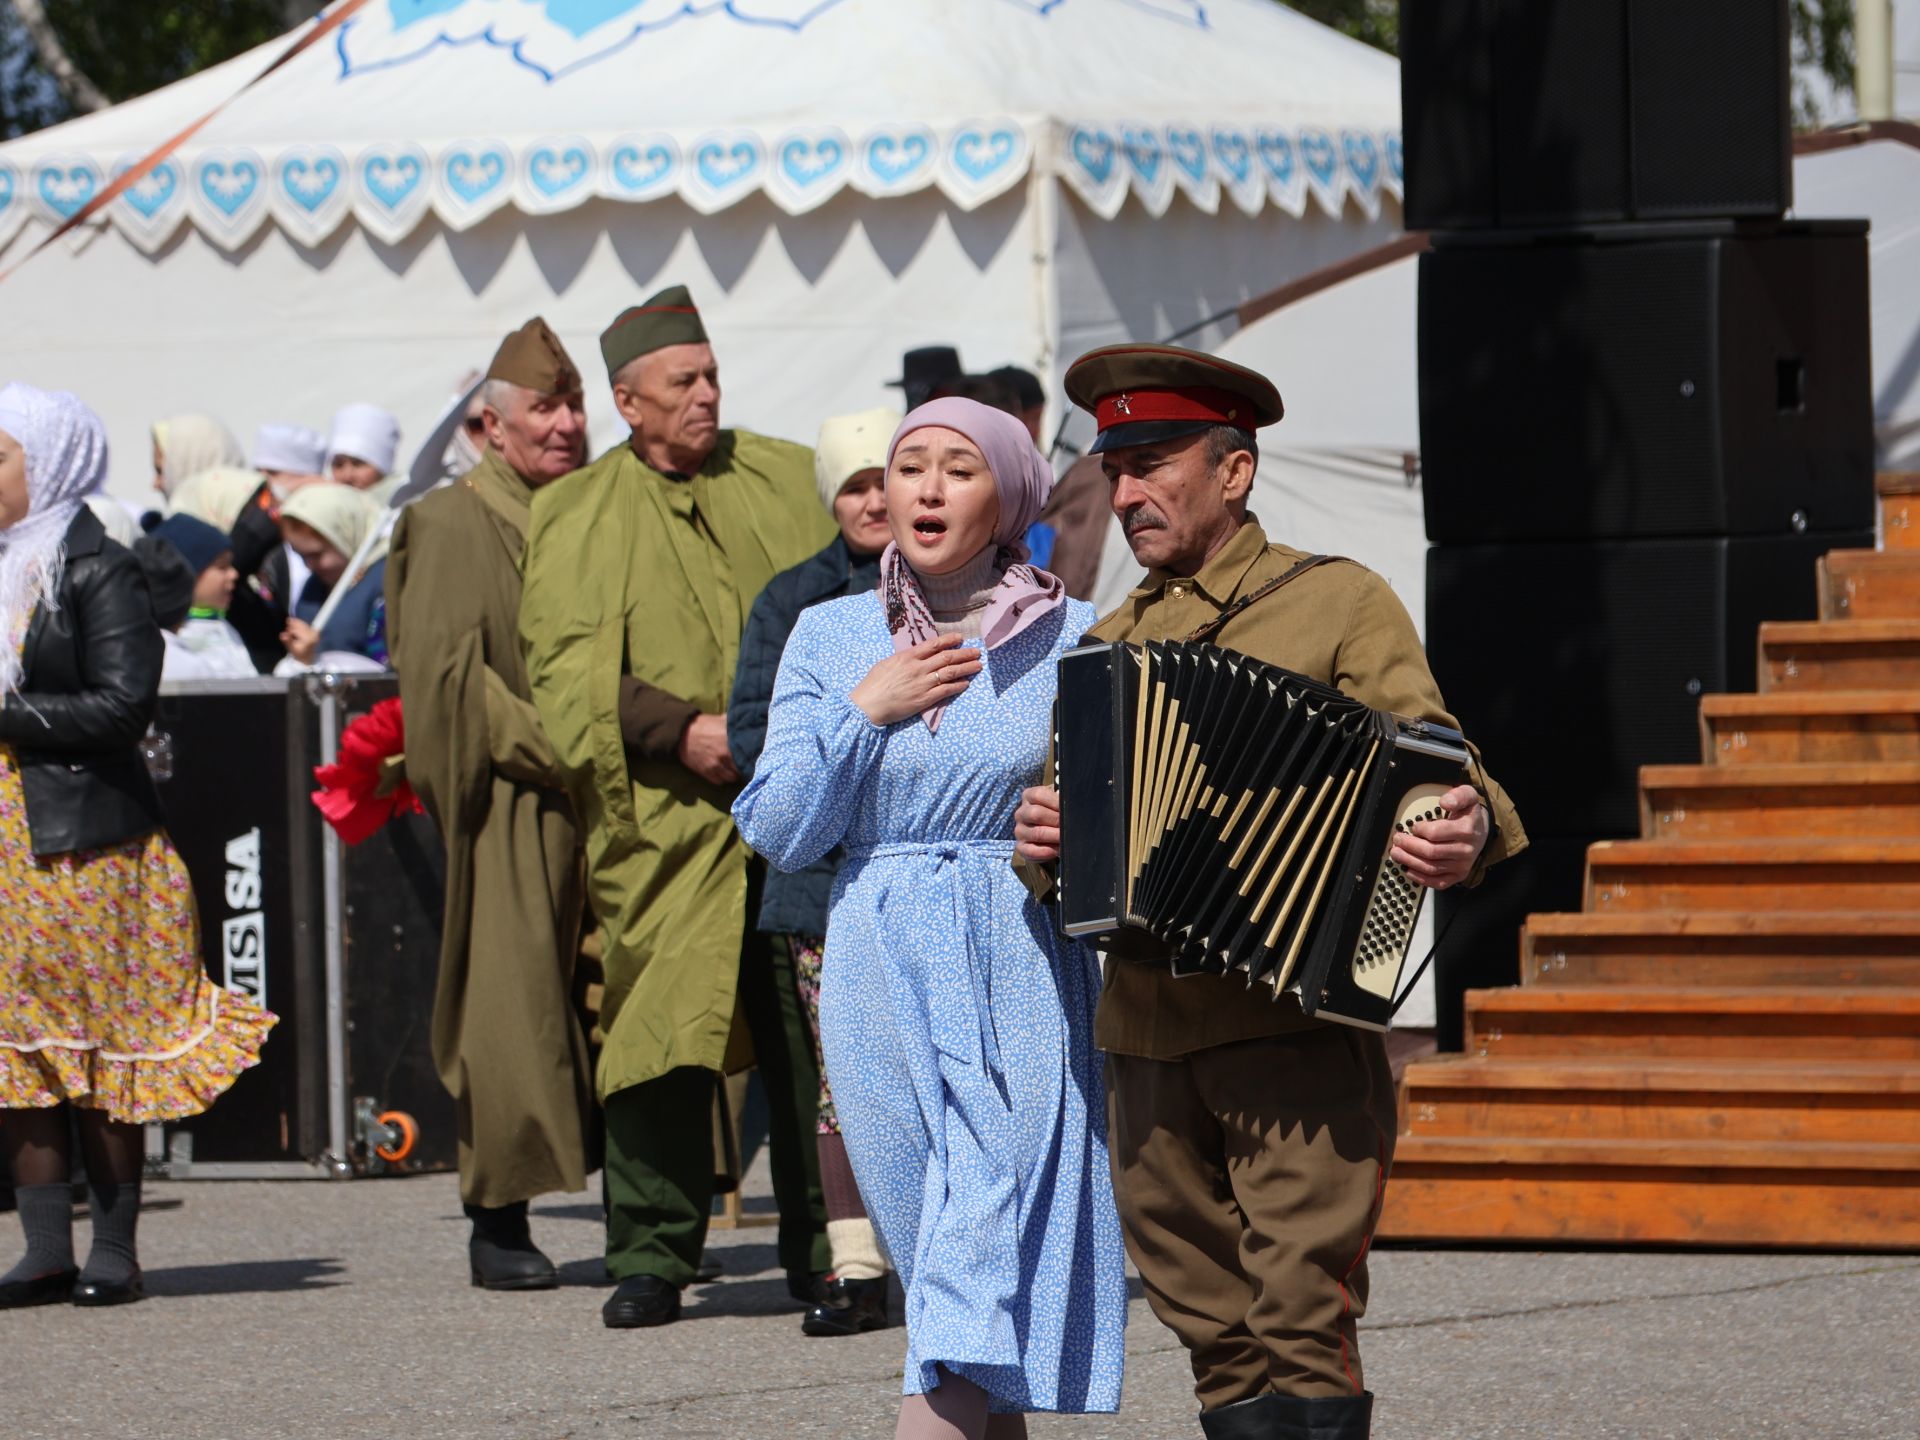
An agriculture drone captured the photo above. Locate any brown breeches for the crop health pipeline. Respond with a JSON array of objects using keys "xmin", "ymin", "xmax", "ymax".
[{"xmin": 1105, "ymin": 1026, "xmax": 1397, "ymax": 1409}]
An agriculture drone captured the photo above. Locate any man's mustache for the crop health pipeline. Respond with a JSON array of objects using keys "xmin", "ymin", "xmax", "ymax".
[{"xmin": 1123, "ymin": 508, "xmax": 1168, "ymax": 536}]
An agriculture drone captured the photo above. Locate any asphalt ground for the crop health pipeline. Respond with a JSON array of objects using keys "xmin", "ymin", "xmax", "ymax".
[{"xmin": 4, "ymin": 1158, "xmax": 1916, "ymax": 1440}]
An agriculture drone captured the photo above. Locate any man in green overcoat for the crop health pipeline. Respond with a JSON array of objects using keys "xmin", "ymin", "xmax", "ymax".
[
  {"xmin": 519, "ymin": 286, "xmax": 836, "ymax": 1329},
  {"xmin": 386, "ymin": 319, "xmax": 600, "ymax": 1290}
]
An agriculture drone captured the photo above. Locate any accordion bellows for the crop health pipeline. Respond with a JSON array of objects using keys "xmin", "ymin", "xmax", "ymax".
[{"xmin": 1054, "ymin": 640, "xmax": 1472, "ymax": 1031}]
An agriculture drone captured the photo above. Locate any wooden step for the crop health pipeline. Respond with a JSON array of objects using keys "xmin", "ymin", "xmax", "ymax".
[
  {"xmin": 1820, "ymin": 549, "xmax": 1920, "ymax": 620},
  {"xmin": 1585, "ymin": 838, "xmax": 1920, "ymax": 913},
  {"xmin": 1758, "ymin": 618, "xmax": 1920, "ymax": 692},
  {"xmin": 1638, "ymin": 761, "xmax": 1920, "ymax": 839},
  {"xmin": 1461, "ymin": 985, "xmax": 1920, "ymax": 1060},
  {"xmin": 1521, "ymin": 912, "xmax": 1920, "ymax": 987},
  {"xmin": 1401, "ymin": 1055, "xmax": 1920, "ymax": 1143},
  {"xmin": 1378, "ymin": 1134, "xmax": 1920, "ymax": 1248},
  {"xmin": 1700, "ymin": 691, "xmax": 1920, "ymax": 765},
  {"xmin": 1881, "ymin": 470, "xmax": 1920, "ymax": 551}
]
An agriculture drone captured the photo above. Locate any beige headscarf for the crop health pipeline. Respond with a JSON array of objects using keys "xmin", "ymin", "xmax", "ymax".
[
  {"xmin": 154, "ymin": 413, "xmax": 245, "ymax": 496},
  {"xmin": 279, "ymin": 483, "xmax": 386, "ymax": 583},
  {"xmin": 167, "ymin": 466, "xmax": 265, "ymax": 532},
  {"xmin": 814, "ymin": 406, "xmax": 902, "ymax": 512}
]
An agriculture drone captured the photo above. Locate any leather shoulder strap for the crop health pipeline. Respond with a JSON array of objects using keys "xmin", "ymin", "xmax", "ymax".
[{"xmin": 1181, "ymin": 554, "xmax": 1350, "ymax": 645}]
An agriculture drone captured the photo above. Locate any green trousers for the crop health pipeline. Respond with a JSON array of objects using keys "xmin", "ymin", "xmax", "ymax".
[{"xmin": 603, "ymin": 929, "xmax": 829, "ymax": 1285}]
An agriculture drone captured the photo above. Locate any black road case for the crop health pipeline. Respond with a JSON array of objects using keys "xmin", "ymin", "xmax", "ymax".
[{"xmin": 144, "ymin": 674, "xmax": 455, "ymax": 1180}]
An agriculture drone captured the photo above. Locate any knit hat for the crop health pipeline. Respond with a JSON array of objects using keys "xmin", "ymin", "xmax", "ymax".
[
  {"xmin": 150, "ymin": 513, "xmax": 234, "ymax": 576},
  {"xmin": 814, "ymin": 407, "xmax": 901, "ymax": 512},
  {"xmin": 253, "ymin": 422, "xmax": 326, "ymax": 475},
  {"xmin": 326, "ymin": 404, "xmax": 401, "ymax": 474}
]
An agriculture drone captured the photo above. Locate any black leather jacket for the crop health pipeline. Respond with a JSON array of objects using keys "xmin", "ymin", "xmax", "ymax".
[{"xmin": 0, "ymin": 507, "xmax": 166, "ymax": 856}]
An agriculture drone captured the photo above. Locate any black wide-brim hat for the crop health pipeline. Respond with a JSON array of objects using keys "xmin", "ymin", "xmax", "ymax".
[{"xmin": 1064, "ymin": 343, "xmax": 1284, "ymax": 454}]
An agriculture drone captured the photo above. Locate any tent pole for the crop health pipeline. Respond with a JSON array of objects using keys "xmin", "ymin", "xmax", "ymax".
[{"xmin": 1855, "ymin": 0, "xmax": 1894, "ymax": 121}]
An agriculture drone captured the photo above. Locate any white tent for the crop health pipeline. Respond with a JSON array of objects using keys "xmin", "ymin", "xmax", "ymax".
[{"xmin": 0, "ymin": 0, "xmax": 1405, "ymax": 500}]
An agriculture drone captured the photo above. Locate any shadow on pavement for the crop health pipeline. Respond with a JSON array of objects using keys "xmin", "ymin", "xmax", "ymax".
[{"xmin": 145, "ymin": 1258, "xmax": 346, "ymax": 1296}]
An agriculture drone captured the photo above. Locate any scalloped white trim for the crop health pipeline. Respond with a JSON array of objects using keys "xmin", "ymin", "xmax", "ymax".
[
  {"xmin": 0, "ymin": 984, "xmax": 239, "ymax": 1066},
  {"xmin": 0, "ymin": 121, "xmax": 1400, "ymax": 249}
]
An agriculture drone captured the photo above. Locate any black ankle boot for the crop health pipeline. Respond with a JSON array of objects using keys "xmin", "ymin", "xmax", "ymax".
[{"xmin": 464, "ymin": 1202, "xmax": 557, "ymax": 1291}]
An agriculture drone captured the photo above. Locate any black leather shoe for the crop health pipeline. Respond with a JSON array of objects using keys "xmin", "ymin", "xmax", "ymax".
[
  {"xmin": 601, "ymin": 1274, "xmax": 681, "ymax": 1329},
  {"xmin": 0, "ymin": 1266, "xmax": 77, "ymax": 1309},
  {"xmin": 801, "ymin": 1274, "xmax": 892, "ymax": 1336},
  {"xmin": 1199, "ymin": 1395, "xmax": 1286, "ymax": 1440},
  {"xmin": 786, "ymin": 1268, "xmax": 830, "ymax": 1306},
  {"xmin": 469, "ymin": 1235, "xmax": 559, "ymax": 1291},
  {"xmin": 465, "ymin": 1202, "xmax": 558, "ymax": 1292},
  {"xmin": 71, "ymin": 1270, "xmax": 144, "ymax": 1308}
]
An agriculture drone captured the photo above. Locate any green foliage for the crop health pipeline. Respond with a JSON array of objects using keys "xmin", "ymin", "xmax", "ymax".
[
  {"xmin": 1288, "ymin": 0, "xmax": 1398, "ymax": 53},
  {"xmin": 1, "ymin": 0, "xmax": 324, "ymax": 138},
  {"xmin": 1790, "ymin": 0, "xmax": 1856, "ymax": 125}
]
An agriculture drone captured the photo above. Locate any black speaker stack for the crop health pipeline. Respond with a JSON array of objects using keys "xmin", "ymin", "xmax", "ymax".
[{"xmin": 1403, "ymin": 0, "xmax": 1876, "ymax": 1048}]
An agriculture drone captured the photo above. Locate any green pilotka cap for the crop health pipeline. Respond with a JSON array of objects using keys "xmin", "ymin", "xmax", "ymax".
[
  {"xmin": 486, "ymin": 316, "xmax": 582, "ymax": 396},
  {"xmin": 600, "ymin": 284, "xmax": 710, "ymax": 379}
]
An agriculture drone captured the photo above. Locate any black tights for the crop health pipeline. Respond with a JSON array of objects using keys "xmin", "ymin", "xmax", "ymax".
[{"xmin": 2, "ymin": 1105, "xmax": 143, "ymax": 1188}]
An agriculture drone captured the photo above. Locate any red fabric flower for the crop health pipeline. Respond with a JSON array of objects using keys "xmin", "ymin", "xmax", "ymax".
[{"xmin": 311, "ymin": 698, "xmax": 424, "ymax": 845}]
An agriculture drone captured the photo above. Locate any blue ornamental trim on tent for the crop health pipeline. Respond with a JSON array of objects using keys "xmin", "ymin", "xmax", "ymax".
[
  {"xmin": 0, "ymin": 123, "xmax": 1401, "ymax": 248},
  {"xmin": 338, "ymin": 0, "xmax": 1209, "ymax": 84}
]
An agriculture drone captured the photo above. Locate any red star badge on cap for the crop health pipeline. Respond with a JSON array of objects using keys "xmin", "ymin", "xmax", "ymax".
[{"xmin": 1114, "ymin": 393, "xmax": 1133, "ymax": 415}]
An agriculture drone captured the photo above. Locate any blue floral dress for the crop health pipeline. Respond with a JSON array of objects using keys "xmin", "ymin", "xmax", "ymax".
[{"xmin": 733, "ymin": 591, "xmax": 1126, "ymax": 1415}]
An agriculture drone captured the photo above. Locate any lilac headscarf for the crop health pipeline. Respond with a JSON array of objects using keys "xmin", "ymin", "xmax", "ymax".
[{"xmin": 879, "ymin": 396, "xmax": 1066, "ymax": 732}]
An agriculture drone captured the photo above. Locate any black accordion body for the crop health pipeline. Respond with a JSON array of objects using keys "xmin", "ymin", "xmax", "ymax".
[{"xmin": 1054, "ymin": 640, "xmax": 1472, "ymax": 1031}]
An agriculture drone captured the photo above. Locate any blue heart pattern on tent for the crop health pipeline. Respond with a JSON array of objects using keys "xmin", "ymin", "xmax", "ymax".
[
  {"xmin": 1121, "ymin": 129, "xmax": 1163, "ymax": 186},
  {"xmin": 35, "ymin": 162, "xmax": 98, "ymax": 219},
  {"xmin": 696, "ymin": 140, "xmax": 762, "ymax": 190},
  {"xmin": 1255, "ymin": 130, "xmax": 1295, "ymax": 186},
  {"xmin": 1166, "ymin": 128, "xmax": 1208, "ymax": 184},
  {"xmin": 1342, "ymin": 132, "xmax": 1379, "ymax": 192},
  {"xmin": 0, "ymin": 167, "xmax": 12, "ymax": 218},
  {"xmin": 1299, "ymin": 129, "xmax": 1339, "ymax": 190},
  {"xmin": 779, "ymin": 136, "xmax": 845, "ymax": 188},
  {"xmin": 361, "ymin": 152, "xmax": 425, "ymax": 211},
  {"xmin": 1385, "ymin": 134, "xmax": 1405, "ymax": 188},
  {"xmin": 200, "ymin": 158, "xmax": 260, "ymax": 218},
  {"xmin": 1070, "ymin": 128, "xmax": 1115, "ymax": 186},
  {"xmin": 444, "ymin": 147, "xmax": 508, "ymax": 204},
  {"xmin": 1210, "ymin": 129, "xmax": 1253, "ymax": 186},
  {"xmin": 951, "ymin": 127, "xmax": 1018, "ymax": 184},
  {"xmin": 529, "ymin": 144, "xmax": 591, "ymax": 198},
  {"xmin": 611, "ymin": 143, "xmax": 673, "ymax": 193},
  {"xmin": 121, "ymin": 162, "xmax": 180, "ymax": 220},
  {"xmin": 865, "ymin": 133, "xmax": 931, "ymax": 187},
  {"xmin": 280, "ymin": 155, "xmax": 341, "ymax": 213}
]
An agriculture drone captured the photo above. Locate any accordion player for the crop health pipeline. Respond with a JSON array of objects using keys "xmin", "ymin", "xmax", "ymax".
[{"xmin": 1052, "ymin": 638, "xmax": 1472, "ymax": 1031}]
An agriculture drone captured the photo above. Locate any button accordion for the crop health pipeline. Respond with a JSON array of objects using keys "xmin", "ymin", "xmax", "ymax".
[{"xmin": 1053, "ymin": 639, "xmax": 1473, "ymax": 1031}]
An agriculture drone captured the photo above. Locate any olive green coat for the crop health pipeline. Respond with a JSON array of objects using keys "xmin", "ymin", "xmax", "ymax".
[
  {"xmin": 385, "ymin": 451, "xmax": 598, "ymax": 1207},
  {"xmin": 519, "ymin": 432, "xmax": 835, "ymax": 1100}
]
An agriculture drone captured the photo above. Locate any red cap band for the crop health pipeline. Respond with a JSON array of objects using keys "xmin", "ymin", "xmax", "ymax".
[{"xmin": 1093, "ymin": 384, "xmax": 1249, "ymax": 432}]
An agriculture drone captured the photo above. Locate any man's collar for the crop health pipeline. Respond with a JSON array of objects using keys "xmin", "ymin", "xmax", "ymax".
[{"xmin": 1128, "ymin": 515, "xmax": 1269, "ymax": 605}]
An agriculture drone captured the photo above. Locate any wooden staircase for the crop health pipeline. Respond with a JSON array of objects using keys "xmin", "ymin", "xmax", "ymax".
[{"xmin": 1379, "ymin": 473, "xmax": 1920, "ymax": 1248}]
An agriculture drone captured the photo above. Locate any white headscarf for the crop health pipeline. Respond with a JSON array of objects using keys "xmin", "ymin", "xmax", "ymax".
[
  {"xmin": 279, "ymin": 482, "xmax": 387, "ymax": 583},
  {"xmin": 0, "ymin": 383, "xmax": 110, "ymax": 695},
  {"xmin": 168, "ymin": 465, "xmax": 266, "ymax": 532},
  {"xmin": 154, "ymin": 413, "xmax": 245, "ymax": 496}
]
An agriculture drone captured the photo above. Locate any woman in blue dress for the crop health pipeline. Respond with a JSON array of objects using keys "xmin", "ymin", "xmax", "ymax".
[{"xmin": 734, "ymin": 397, "xmax": 1127, "ymax": 1437}]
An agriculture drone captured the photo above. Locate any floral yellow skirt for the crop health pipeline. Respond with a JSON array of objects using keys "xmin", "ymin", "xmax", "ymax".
[{"xmin": 0, "ymin": 742, "xmax": 276, "ymax": 1123}]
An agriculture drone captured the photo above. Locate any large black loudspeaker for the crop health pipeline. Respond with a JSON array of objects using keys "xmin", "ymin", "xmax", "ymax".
[
  {"xmin": 1420, "ymin": 223, "xmax": 1874, "ymax": 544},
  {"xmin": 1401, "ymin": 0, "xmax": 1792, "ymax": 229},
  {"xmin": 1425, "ymin": 529, "xmax": 1872, "ymax": 840}
]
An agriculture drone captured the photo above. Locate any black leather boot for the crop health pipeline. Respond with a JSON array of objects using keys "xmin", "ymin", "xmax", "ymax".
[
  {"xmin": 465, "ymin": 1202, "xmax": 558, "ymax": 1291},
  {"xmin": 800, "ymin": 1274, "xmax": 893, "ymax": 1336},
  {"xmin": 1198, "ymin": 1392, "xmax": 1374, "ymax": 1440},
  {"xmin": 1276, "ymin": 1391, "xmax": 1373, "ymax": 1440},
  {"xmin": 1199, "ymin": 1395, "xmax": 1286, "ymax": 1439}
]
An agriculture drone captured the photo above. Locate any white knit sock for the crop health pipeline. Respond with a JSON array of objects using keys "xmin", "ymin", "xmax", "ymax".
[{"xmin": 827, "ymin": 1217, "xmax": 887, "ymax": 1282}]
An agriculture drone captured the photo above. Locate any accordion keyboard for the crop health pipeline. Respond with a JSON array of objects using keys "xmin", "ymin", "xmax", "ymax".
[{"xmin": 1351, "ymin": 786, "xmax": 1453, "ymax": 1000}]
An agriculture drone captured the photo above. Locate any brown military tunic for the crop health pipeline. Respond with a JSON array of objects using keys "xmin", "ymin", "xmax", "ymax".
[{"xmin": 1086, "ymin": 514, "xmax": 1524, "ymax": 1409}]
